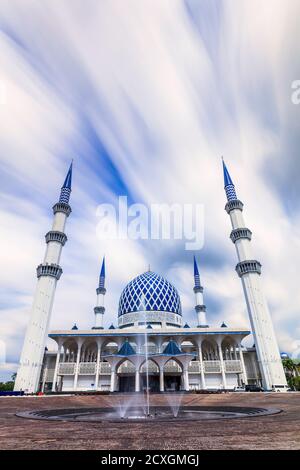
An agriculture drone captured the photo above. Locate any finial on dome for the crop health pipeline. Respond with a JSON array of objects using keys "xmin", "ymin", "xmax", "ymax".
[{"xmin": 59, "ymin": 161, "xmax": 73, "ymax": 204}]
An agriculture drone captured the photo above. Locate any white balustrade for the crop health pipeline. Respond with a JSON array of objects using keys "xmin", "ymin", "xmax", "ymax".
[
  {"xmin": 58, "ymin": 362, "xmax": 76, "ymax": 375},
  {"xmin": 203, "ymin": 360, "xmax": 221, "ymax": 373},
  {"xmin": 140, "ymin": 362, "xmax": 159, "ymax": 373},
  {"xmin": 140, "ymin": 345, "xmax": 158, "ymax": 354},
  {"xmin": 79, "ymin": 362, "xmax": 96, "ymax": 375},
  {"xmin": 119, "ymin": 362, "xmax": 136, "ymax": 373},
  {"xmin": 164, "ymin": 362, "xmax": 182, "ymax": 373},
  {"xmin": 99, "ymin": 362, "xmax": 111, "ymax": 374},
  {"xmin": 188, "ymin": 361, "xmax": 201, "ymax": 373},
  {"xmin": 224, "ymin": 360, "xmax": 242, "ymax": 373}
]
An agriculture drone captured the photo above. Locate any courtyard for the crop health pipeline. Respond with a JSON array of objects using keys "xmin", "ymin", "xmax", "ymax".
[{"xmin": 0, "ymin": 392, "xmax": 299, "ymax": 450}]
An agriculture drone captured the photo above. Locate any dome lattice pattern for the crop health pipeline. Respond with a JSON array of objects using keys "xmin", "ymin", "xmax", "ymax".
[{"xmin": 118, "ymin": 271, "xmax": 182, "ymax": 317}]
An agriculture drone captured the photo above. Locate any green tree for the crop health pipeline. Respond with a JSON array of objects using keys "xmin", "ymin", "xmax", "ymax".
[
  {"xmin": 282, "ymin": 358, "xmax": 297, "ymax": 378},
  {"xmin": 288, "ymin": 376, "xmax": 300, "ymax": 391},
  {"xmin": 0, "ymin": 381, "xmax": 14, "ymax": 391}
]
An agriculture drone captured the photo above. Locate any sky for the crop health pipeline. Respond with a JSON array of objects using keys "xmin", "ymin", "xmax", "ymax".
[{"xmin": 1, "ymin": 0, "xmax": 300, "ymax": 381}]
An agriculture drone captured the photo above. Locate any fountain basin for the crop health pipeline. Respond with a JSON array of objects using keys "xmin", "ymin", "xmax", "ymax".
[{"xmin": 16, "ymin": 405, "xmax": 281, "ymax": 422}]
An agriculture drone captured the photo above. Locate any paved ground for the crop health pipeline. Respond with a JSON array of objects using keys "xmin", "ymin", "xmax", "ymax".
[{"xmin": 0, "ymin": 392, "xmax": 299, "ymax": 450}]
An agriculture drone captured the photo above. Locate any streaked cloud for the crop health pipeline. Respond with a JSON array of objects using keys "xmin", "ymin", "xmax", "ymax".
[{"xmin": 1, "ymin": 0, "xmax": 300, "ymax": 379}]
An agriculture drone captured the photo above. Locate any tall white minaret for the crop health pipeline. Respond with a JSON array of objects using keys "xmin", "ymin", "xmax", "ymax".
[
  {"xmin": 222, "ymin": 159, "xmax": 287, "ymax": 390},
  {"xmin": 93, "ymin": 257, "xmax": 106, "ymax": 329},
  {"xmin": 193, "ymin": 256, "xmax": 208, "ymax": 327},
  {"xmin": 14, "ymin": 163, "xmax": 73, "ymax": 393}
]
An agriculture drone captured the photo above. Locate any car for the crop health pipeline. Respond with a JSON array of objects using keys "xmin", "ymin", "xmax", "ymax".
[
  {"xmin": 245, "ymin": 384, "xmax": 264, "ymax": 392},
  {"xmin": 272, "ymin": 385, "xmax": 290, "ymax": 392},
  {"xmin": 234, "ymin": 386, "xmax": 246, "ymax": 392}
]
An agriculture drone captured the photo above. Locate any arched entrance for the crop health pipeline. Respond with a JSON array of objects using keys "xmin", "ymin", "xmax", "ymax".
[
  {"xmin": 163, "ymin": 358, "xmax": 183, "ymax": 391},
  {"xmin": 140, "ymin": 359, "xmax": 160, "ymax": 392},
  {"xmin": 117, "ymin": 359, "xmax": 136, "ymax": 392}
]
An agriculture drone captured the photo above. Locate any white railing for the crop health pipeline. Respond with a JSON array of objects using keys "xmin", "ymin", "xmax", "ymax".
[
  {"xmin": 164, "ymin": 362, "xmax": 182, "ymax": 373},
  {"xmin": 58, "ymin": 362, "xmax": 76, "ymax": 375},
  {"xmin": 119, "ymin": 362, "xmax": 136, "ymax": 373},
  {"xmin": 79, "ymin": 362, "xmax": 96, "ymax": 375},
  {"xmin": 45, "ymin": 368, "xmax": 55, "ymax": 381},
  {"xmin": 188, "ymin": 361, "xmax": 202, "ymax": 373},
  {"xmin": 203, "ymin": 360, "xmax": 221, "ymax": 373},
  {"xmin": 139, "ymin": 346, "xmax": 158, "ymax": 354},
  {"xmin": 224, "ymin": 360, "xmax": 242, "ymax": 373},
  {"xmin": 99, "ymin": 362, "xmax": 111, "ymax": 374},
  {"xmin": 140, "ymin": 362, "xmax": 159, "ymax": 373}
]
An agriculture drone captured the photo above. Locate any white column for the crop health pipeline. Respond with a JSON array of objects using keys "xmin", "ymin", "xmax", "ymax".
[
  {"xmin": 135, "ymin": 368, "xmax": 140, "ymax": 392},
  {"xmin": 218, "ymin": 343, "xmax": 227, "ymax": 389},
  {"xmin": 110, "ymin": 368, "xmax": 116, "ymax": 392},
  {"xmin": 183, "ymin": 367, "xmax": 189, "ymax": 391},
  {"xmin": 52, "ymin": 341, "xmax": 62, "ymax": 392},
  {"xmin": 95, "ymin": 343, "xmax": 101, "ymax": 390},
  {"xmin": 198, "ymin": 344, "xmax": 206, "ymax": 390},
  {"xmin": 159, "ymin": 367, "xmax": 164, "ymax": 392},
  {"xmin": 238, "ymin": 344, "xmax": 248, "ymax": 385},
  {"xmin": 41, "ymin": 356, "xmax": 49, "ymax": 392},
  {"xmin": 73, "ymin": 340, "xmax": 83, "ymax": 391}
]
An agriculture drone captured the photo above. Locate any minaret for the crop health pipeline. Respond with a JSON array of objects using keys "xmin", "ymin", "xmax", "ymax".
[
  {"xmin": 93, "ymin": 257, "xmax": 106, "ymax": 329},
  {"xmin": 14, "ymin": 163, "xmax": 73, "ymax": 393},
  {"xmin": 194, "ymin": 256, "xmax": 208, "ymax": 327},
  {"xmin": 222, "ymin": 159, "xmax": 287, "ymax": 390}
]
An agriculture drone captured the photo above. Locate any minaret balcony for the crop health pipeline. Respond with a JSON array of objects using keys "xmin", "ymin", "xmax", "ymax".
[
  {"xmin": 45, "ymin": 231, "xmax": 68, "ymax": 246},
  {"xmin": 94, "ymin": 306, "xmax": 105, "ymax": 314},
  {"xmin": 230, "ymin": 228, "xmax": 252, "ymax": 243},
  {"xmin": 236, "ymin": 260, "xmax": 262, "ymax": 277},
  {"xmin": 52, "ymin": 202, "xmax": 72, "ymax": 217},
  {"xmin": 195, "ymin": 304, "xmax": 206, "ymax": 312},
  {"xmin": 36, "ymin": 263, "xmax": 63, "ymax": 280},
  {"xmin": 193, "ymin": 286, "xmax": 203, "ymax": 294},
  {"xmin": 96, "ymin": 287, "xmax": 106, "ymax": 295},
  {"xmin": 225, "ymin": 199, "xmax": 244, "ymax": 214}
]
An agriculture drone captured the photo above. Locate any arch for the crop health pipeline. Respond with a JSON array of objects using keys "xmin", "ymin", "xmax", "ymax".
[
  {"xmin": 101, "ymin": 340, "xmax": 119, "ymax": 356},
  {"xmin": 201, "ymin": 338, "xmax": 219, "ymax": 361},
  {"xmin": 163, "ymin": 357, "xmax": 183, "ymax": 392},
  {"xmin": 140, "ymin": 340, "xmax": 158, "ymax": 354},
  {"xmin": 163, "ymin": 356, "xmax": 183, "ymax": 372},
  {"xmin": 180, "ymin": 338, "xmax": 198, "ymax": 358},
  {"xmin": 116, "ymin": 357, "xmax": 136, "ymax": 374},
  {"xmin": 139, "ymin": 357, "xmax": 159, "ymax": 373},
  {"xmin": 62, "ymin": 338, "xmax": 78, "ymax": 362},
  {"xmin": 80, "ymin": 339, "xmax": 98, "ymax": 362},
  {"xmin": 221, "ymin": 336, "xmax": 238, "ymax": 360}
]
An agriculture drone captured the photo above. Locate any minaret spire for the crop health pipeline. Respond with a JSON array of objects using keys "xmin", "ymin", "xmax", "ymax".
[
  {"xmin": 59, "ymin": 161, "xmax": 73, "ymax": 204},
  {"xmin": 93, "ymin": 257, "xmax": 106, "ymax": 329},
  {"xmin": 222, "ymin": 159, "xmax": 287, "ymax": 390},
  {"xmin": 222, "ymin": 158, "xmax": 237, "ymax": 202},
  {"xmin": 14, "ymin": 162, "xmax": 73, "ymax": 393},
  {"xmin": 193, "ymin": 255, "xmax": 208, "ymax": 327}
]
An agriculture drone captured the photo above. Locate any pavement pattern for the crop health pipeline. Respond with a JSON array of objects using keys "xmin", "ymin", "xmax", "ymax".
[{"xmin": 0, "ymin": 392, "xmax": 299, "ymax": 450}]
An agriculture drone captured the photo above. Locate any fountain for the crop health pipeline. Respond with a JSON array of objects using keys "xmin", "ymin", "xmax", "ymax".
[
  {"xmin": 140, "ymin": 294, "xmax": 150, "ymax": 417},
  {"xmin": 165, "ymin": 392, "xmax": 184, "ymax": 418}
]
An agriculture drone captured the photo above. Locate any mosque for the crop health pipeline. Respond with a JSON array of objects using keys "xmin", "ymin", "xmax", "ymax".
[{"xmin": 14, "ymin": 161, "xmax": 288, "ymax": 393}]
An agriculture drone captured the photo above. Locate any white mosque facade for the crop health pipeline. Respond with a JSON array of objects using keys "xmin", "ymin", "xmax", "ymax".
[{"xmin": 14, "ymin": 161, "xmax": 288, "ymax": 393}]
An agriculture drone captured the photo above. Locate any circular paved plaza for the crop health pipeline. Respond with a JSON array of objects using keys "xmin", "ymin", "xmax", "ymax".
[{"xmin": 0, "ymin": 392, "xmax": 299, "ymax": 450}]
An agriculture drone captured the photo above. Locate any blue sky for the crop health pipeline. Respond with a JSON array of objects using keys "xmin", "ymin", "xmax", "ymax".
[{"xmin": 1, "ymin": 0, "xmax": 300, "ymax": 381}]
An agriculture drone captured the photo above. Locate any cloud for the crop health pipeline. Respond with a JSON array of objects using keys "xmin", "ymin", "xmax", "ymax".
[{"xmin": 0, "ymin": 0, "xmax": 300, "ymax": 379}]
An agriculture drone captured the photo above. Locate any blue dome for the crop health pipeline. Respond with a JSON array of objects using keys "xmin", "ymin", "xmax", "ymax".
[{"xmin": 118, "ymin": 271, "xmax": 182, "ymax": 317}]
